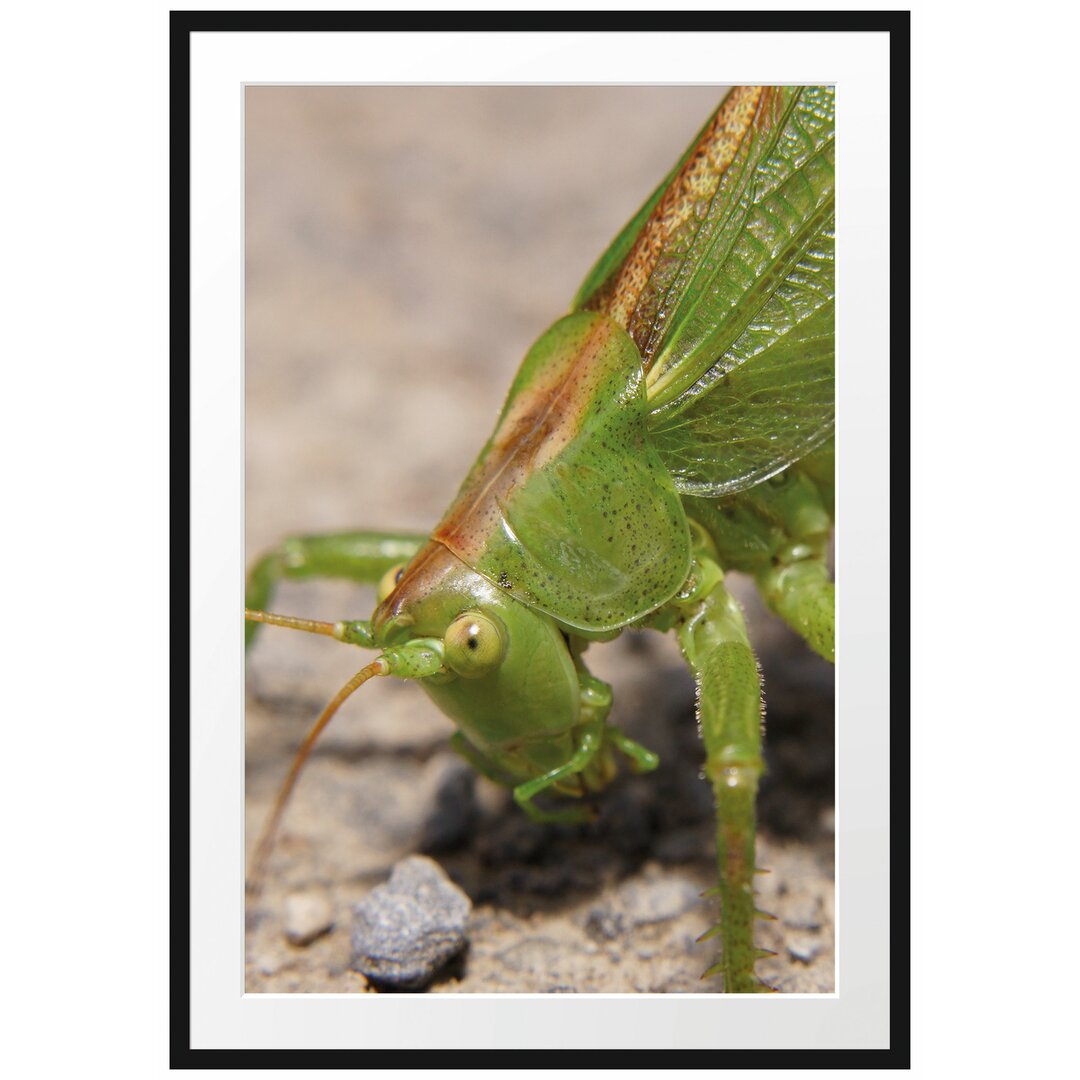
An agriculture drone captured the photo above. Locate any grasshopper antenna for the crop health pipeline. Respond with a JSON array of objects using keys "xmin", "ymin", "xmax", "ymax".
[
  {"xmin": 246, "ymin": 655, "xmax": 389, "ymax": 893},
  {"xmin": 246, "ymin": 607, "xmax": 376, "ymax": 647},
  {"xmin": 245, "ymin": 609, "xmax": 340, "ymax": 636}
]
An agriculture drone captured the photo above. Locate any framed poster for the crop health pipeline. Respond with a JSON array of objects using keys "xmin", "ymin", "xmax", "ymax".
[{"xmin": 174, "ymin": 8, "xmax": 907, "ymax": 1065}]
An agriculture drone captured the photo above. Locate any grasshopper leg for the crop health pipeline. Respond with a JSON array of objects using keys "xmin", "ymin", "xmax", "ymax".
[
  {"xmin": 756, "ymin": 554, "xmax": 834, "ymax": 663},
  {"xmin": 512, "ymin": 718, "xmax": 606, "ymax": 825},
  {"xmin": 452, "ymin": 721, "xmax": 606, "ymax": 826},
  {"xmin": 450, "ymin": 728, "xmax": 602, "ymax": 826},
  {"xmin": 605, "ymin": 726, "xmax": 660, "ymax": 774},
  {"xmin": 246, "ymin": 530, "xmax": 427, "ymax": 648},
  {"xmin": 675, "ymin": 563, "xmax": 771, "ymax": 993}
]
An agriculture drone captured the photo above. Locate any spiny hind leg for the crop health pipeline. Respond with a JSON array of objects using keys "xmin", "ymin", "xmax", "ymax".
[
  {"xmin": 674, "ymin": 559, "xmax": 772, "ymax": 993},
  {"xmin": 246, "ymin": 530, "xmax": 426, "ymax": 648}
]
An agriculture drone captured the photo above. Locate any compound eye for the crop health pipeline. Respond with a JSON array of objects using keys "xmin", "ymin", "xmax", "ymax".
[
  {"xmin": 443, "ymin": 611, "xmax": 506, "ymax": 678},
  {"xmin": 377, "ymin": 562, "xmax": 407, "ymax": 603}
]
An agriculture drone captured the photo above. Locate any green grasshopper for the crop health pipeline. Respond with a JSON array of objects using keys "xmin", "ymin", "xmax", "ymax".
[{"xmin": 246, "ymin": 86, "xmax": 834, "ymax": 993}]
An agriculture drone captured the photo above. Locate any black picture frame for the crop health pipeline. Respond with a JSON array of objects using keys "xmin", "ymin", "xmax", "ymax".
[{"xmin": 172, "ymin": 8, "xmax": 909, "ymax": 1067}]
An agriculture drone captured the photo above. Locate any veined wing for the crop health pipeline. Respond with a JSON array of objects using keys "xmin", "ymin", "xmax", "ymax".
[{"xmin": 576, "ymin": 86, "xmax": 835, "ymax": 497}]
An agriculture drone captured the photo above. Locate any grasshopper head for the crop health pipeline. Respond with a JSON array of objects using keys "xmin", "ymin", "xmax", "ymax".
[
  {"xmin": 246, "ymin": 538, "xmax": 596, "ymax": 890},
  {"xmin": 372, "ymin": 540, "xmax": 586, "ymax": 783}
]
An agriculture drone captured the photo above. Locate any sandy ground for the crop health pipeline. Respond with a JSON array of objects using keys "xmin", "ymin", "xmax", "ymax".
[{"xmin": 244, "ymin": 86, "xmax": 834, "ymax": 994}]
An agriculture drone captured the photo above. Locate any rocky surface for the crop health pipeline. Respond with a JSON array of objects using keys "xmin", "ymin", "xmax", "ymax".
[{"xmin": 245, "ymin": 86, "xmax": 835, "ymax": 995}]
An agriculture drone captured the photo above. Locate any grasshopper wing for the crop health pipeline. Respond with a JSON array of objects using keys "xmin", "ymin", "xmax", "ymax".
[{"xmin": 575, "ymin": 86, "xmax": 835, "ymax": 497}]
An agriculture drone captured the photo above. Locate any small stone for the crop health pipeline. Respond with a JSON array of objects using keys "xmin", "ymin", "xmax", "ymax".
[
  {"xmin": 617, "ymin": 876, "xmax": 700, "ymax": 928},
  {"xmin": 351, "ymin": 855, "xmax": 472, "ymax": 990},
  {"xmin": 255, "ymin": 953, "xmax": 280, "ymax": 976},
  {"xmin": 787, "ymin": 935, "xmax": 823, "ymax": 964},
  {"xmin": 576, "ymin": 870, "xmax": 707, "ymax": 975},
  {"xmin": 283, "ymin": 890, "xmax": 334, "ymax": 946},
  {"xmin": 584, "ymin": 908, "xmax": 624, "ymax": 942},
  {"xmin": 493, "ymin": 936, "xmax": 565, "ymax": 976}
]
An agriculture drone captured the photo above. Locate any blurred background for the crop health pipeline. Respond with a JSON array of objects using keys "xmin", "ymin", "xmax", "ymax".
[{"xmin": 245, "ymin": 86, "xmax": 834, "ymax": 994}]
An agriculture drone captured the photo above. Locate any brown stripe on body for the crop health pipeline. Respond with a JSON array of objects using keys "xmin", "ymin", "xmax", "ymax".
[
  {"xmin": 434, "ymin": 316, "xmax": 620, "ymax": 562},
  {"xmin": 371, "ymin": 535, "xmax": 454, "ymax": 632},
  {"xmin": 584, "ymin": 86, "xmax": 766, "ymax": 370}
]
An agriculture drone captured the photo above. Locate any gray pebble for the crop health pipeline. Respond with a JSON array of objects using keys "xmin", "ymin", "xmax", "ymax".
[
  {"xmin": 255, "ymin": 952, "xmax": 281, "ymax": 976},
  {"xmin": 617, "ymin": 876, "xmax": 701, "ymax": 928},
  {"xmin": 582, "ymin": 872, "xmax": 701, "ymax": 950},
  {"xmin": 283, "ymin": 890, "xmax": 334, "ymax": 946},
  {"xmin": 787, "ymin": 935, "xmax": 824, "ymax": 964},
  {"xmin": 351, "ymin": 855, "xmax": 472, "ymax": 990},
  {"xmin": 584, "ymin": 908, "xmax": 625, "ymax": 942}
]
